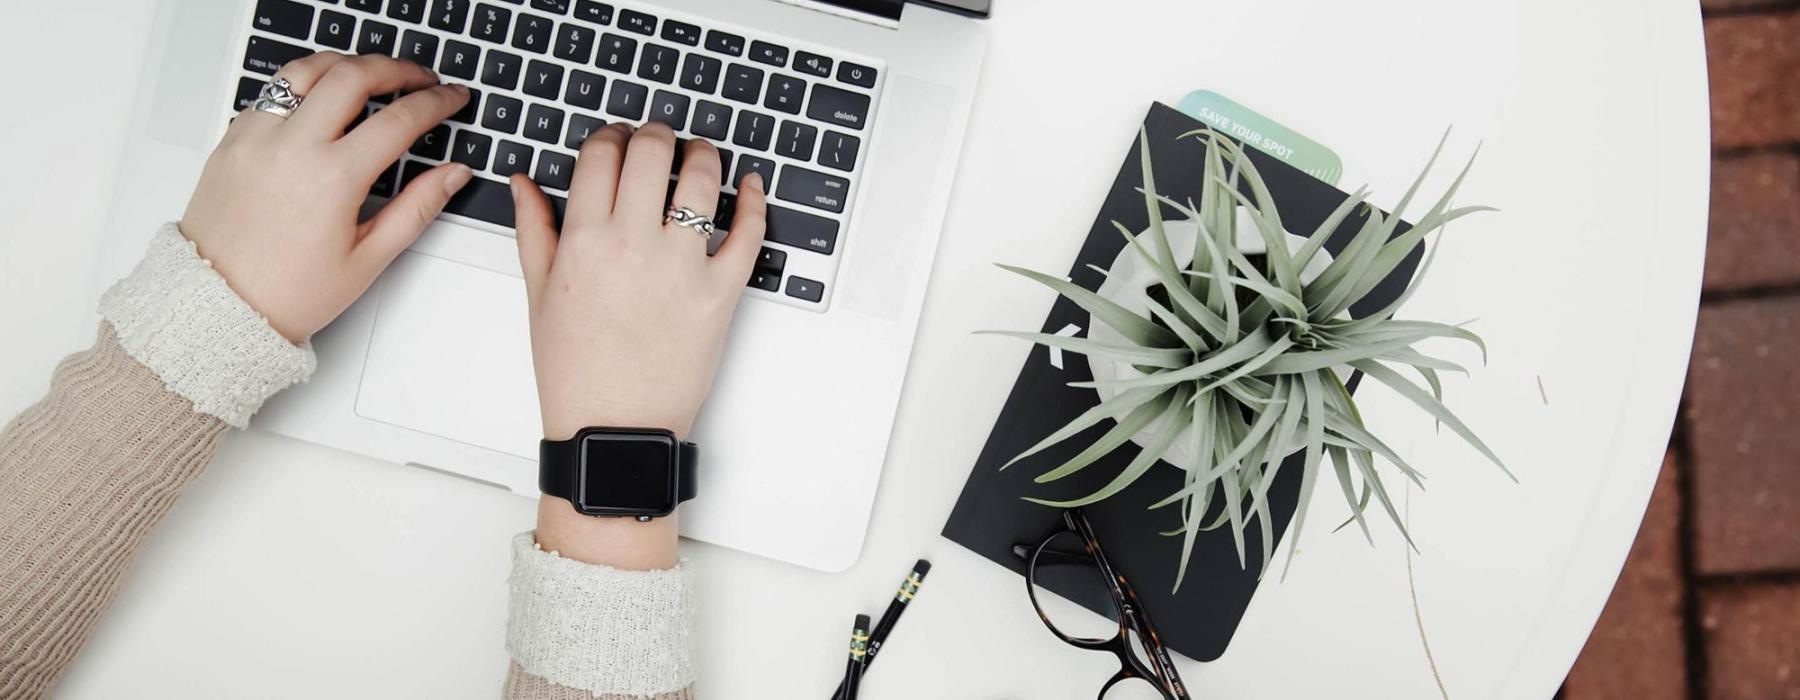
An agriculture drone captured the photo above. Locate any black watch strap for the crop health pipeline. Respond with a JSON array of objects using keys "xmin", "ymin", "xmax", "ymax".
[{"xmin": 538, "ymin": 436, "xmax": 698, "ymax": 506}]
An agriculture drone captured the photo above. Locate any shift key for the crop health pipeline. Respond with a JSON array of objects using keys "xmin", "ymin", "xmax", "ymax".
[
  {"xmin": 765, "ymin": 204, "xmax": 839, "ymax": 255},
  {"xmin": 775, "ymin": 165, "xmax": 849, "ymax": 214}
]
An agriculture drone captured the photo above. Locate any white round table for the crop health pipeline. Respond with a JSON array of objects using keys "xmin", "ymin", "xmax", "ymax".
[{"xmin": 0, "ymin": 0, "xmax": 1708, "ymax": 697}]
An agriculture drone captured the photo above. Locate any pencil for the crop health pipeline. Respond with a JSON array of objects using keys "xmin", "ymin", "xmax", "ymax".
[
  {"xmin": 832, "ymin": 559, "xmax": 931, "ymax": 700},
  {"xmin": 841, "ymin": 614, "xmax": 871, "ymax": 700}
]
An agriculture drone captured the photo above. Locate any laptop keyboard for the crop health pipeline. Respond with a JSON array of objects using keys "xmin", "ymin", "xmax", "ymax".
[{"xmin": 236, "ymin": 0, "xmax": 886, "ymax": 310}]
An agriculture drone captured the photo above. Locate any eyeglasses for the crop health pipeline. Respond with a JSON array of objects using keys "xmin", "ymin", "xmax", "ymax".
[{"xmin": 1014, "ymin": 509, "xmax": 1192, "ymax": 700}]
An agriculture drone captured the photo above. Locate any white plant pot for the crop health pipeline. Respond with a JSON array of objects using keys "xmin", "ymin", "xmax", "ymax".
[{"xmin": 1086, "ymin": 212, "xmax": 1333, "ymax": 472}]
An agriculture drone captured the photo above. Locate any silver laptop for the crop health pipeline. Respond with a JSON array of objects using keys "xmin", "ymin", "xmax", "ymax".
[{"xmin": 97, "ymin": 0, "xmax": 988, "ymax": 571}]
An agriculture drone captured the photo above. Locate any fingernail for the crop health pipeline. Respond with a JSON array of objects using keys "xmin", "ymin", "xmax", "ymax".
[
  {"xmin": 509, "ymin": 176, "xmax": 521, "ymax": 204},
  {"xmin": 444, "ymin": 163, "xmax": 473, "ymax": 197},
  {"xmin": 746, "ymin": 172, "xmax": 765, "ymax": 193}
]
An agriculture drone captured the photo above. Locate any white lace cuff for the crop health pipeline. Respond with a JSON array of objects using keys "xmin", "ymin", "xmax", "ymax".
[
  {"xmin": 98, "ymin": 222, "xmax": 316, "ymax": 428},
  {"xmin": 506, "ymin": 531, "xmax": 696, "ymax": 697}
]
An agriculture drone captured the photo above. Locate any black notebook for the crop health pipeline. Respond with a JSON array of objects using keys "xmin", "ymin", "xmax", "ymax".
[{"xmin": 941, "ymin": 102, "xmax": 1422, "ymax": 662}]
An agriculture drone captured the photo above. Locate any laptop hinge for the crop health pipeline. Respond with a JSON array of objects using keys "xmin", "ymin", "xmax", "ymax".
[
  {"xmin": 773, "ymin": 0, "xmax": 903, "ymax": 28},
  {"xmin": 773, "ymin": 0, "xmax": 990, "ymax": 27}
]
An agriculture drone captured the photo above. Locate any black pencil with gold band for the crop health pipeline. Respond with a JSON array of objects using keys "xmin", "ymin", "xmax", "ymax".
[
  {"xmin": 832, "ymin": 559, "xmax": 932, "ymax": 700},
  {"xmin": 839, "ymin": 614, "xmax": 871, "ymax": 700}
]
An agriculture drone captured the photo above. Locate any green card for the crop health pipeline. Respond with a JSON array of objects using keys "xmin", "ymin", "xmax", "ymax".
[{"xmin": 1176, "ymin": 90, "xmax": 1343, "ymax": 186}]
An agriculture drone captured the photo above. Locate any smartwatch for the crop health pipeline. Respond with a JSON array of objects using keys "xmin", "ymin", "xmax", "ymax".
[{"xmin": 539, "ymin": 427, "xmax": 698, "ymax": 520}]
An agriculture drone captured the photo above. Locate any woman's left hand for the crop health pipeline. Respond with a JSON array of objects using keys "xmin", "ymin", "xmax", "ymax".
[{"xmin": 179, "ymin": 52, "xmax": 473, "ymax": 343}]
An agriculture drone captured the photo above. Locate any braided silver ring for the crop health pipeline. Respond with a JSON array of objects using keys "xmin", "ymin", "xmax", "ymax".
[
  {"xmin": 252, "ymin": 77, "xmax": 304, "ymax": 119},
  {"xmin": 664, "ymin": 206, "xmax": 716, "ymax": 241}
]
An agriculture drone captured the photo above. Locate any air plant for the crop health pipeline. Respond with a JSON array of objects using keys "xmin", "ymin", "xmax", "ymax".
[{"xmin": 986, "ymin": 128, "xmax": 1511, "ymax": 590}]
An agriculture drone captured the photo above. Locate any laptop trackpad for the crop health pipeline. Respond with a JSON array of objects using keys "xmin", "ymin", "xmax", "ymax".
[{"xmin": 355, "ymin": 252, "xmax": 541, "ymax": 460}]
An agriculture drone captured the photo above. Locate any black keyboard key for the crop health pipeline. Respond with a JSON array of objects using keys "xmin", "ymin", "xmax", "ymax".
[
  {"xmin": 450, "ymin": 87, "xmax": 481, "ymax": 122},
  {"xmin": 523, "ymin": 104, "xmax": 564, "ymax": 143},
  {"xmin": 596, "ymin": 33, "xmax": 636, "ymax": 73},
  {"xmin": 679, "ymin": 53, "xmax": 721, "ymax": 94},
  {"xmin": 482, "ymin": 93, "xmax": 523, "ymax": 132},
  {"xmin": 439, "ymin": 39, "xmax": 481, "ymax": 79},
  {"xmin": 573, "ymin": 0, "xmax": 612, "ymax": 25},
  {"xmin": 399, "ymin": 29, "xmax": 439, "ymax": 66},
  {"xmin": 668, "ymin": 138, "xmax": 729, "ymax": 175},
  {"xmin": 691, "ymin": 100, "xmax": 731, "ymax": 140},
  {"xmin": 705, "ymin": 30, "xmax": 744, "ymax": 57},
  {"xmin": 837, "ymin": 61, "xmax": 877, "ymax": 88},
  {"xmin": 767, "ymin": 205, "xmax": 838, "ymax": 254},
  {"xmin": 565, "ymin": 113, "xmax": 605, "ymax": 148},
  {"xmin": 471, "ymin": 3, "xmax": 511, "ymax": 42},
  {"xmin": 775, "ymin": 120, "xmax": 818, "ymax": 161},
  {"xmin": 807, "ymin": 83, "xmax": 870, "ymax": 131},
  {"xmin": 733, "ymin": 154, "xmax": 774, "ymax": 191},
  {"xmin": 411, "ymin": 123, "xmax": 452, "ymax": 159},
  {"xmin": 553, "ymin": 22, "xmax": 595, "ymax": 62},
  {"xmin": 494, "ymin": 140, "xmax": 534, "ymax": 177},
  {"xmin": 386, "ymin": 0, "xmax": 426, "ymax": 22},
  {"xmin": 661, "ymin": 19, "xmax": 700, "ymax": 46},
  {"xmin": 429, "ymin": 0, "xmax": 470, "ymax": 32},
  {"xmin": 618, "ymin": 9, "xmax": 655, "ymax": 35},
  {"xmin": 649, "ymin": 90, "xmax": 689, "ymax": 130},
  {"xmin": 714, "ymin": 190, "xmax": 737, "ymax": 228},
  {"xmin": 523, "ymin": 59, "xmax": 563, "ymax": 98},
  {"xmin": 480, "ymin": 49, "xmax": 523, "ymax": 89},
  {"xmin": 346, "ymin": 0, "xmax": 382, "ymax": 12},
  {"xmin": 748, "ymin": 269, "xmax": 780, "ymax": 292},
  {"xmin": 511, "ymin": 13, "xmax": 552, "ymax": 53},
  {"xmin": 716, "ymin": 147, "xmax": 734, "ymax": 182},
  {"xmin": 244, "ymin": 35, "xmax": 312, "ymax": 75},
  {"xmin": 638, "ymin": 44, "xmax": 679, "ymax": 84},
  {"xmin": 529, "ymin": 0, "xmax": 568, "ymax": 14},
  {"xmin": 776, "ymin": 165, "xmax": 849, "ymax": 213},
  {"xmin": 371, "ymin": 162, "xmax": 400, "ymax": 198},
  {"xmin": 764, "ymin": 74, "xmax": 805, "ymax": 115},
  {"xmin": 253, "ymin": 0, "xmax": 314, "ymax": 40},
  {"xmin": 605, "ymin": 79, "xmax": 648, "ymax": 120},
  {"xmin": 748, "ymin": 40, "xmax": 787, "ymax": 67},
  {"xmin": 443, "ymin": 174, "xmax": 523, "ymax": 227},
  {"xmin": 564, "ymin": 69, "xmax": 605, "ymax": 109},
  {"xmin": 732, "ymin": 110, "xmax": 774, "ymax": 151},
  {"xmin": 535, "ymin": 150, "xmax": 576, "ymax": 189},
  {"xmin": 793, "ymin": 51, "xmax": 831, "ymax": 78},
  {"xmin": 451, "ymin": 129, "xmax": 493, "ymax": 169},
  {"xmin": 233, "ymin": 76, "xmax": 263, "ymax": 111},
  {"xmin": 785, "ymin": 276, "xmax": 824, "ymax": 302},
  {"xmin": 357, "ymin": 20, "xmax": 398, "ymax": 56},
  {"xmin": 756, "ymin": 247, "xmax": 786, "ymax": 271},
  {"xmin": 313, "ymin": 10, "xmax": 356, "ymax": 50},
  {"xmin": 721, "ymin": 64, "xmax": 762, "ymax": 104},
  {"xmin": 818, "ymin": 130, "xmax": 859, "ymax": 172}
]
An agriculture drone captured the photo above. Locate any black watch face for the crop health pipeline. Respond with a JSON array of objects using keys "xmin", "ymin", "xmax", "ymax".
[{"xmin": 576, "ymin": 430, "xmax": 678, "ymax": 516}]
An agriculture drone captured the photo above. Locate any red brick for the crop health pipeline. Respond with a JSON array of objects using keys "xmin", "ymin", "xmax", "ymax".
[
  {"xmin": 1686, "ymin": 297, "xmax": 1800, "ymax": 574},
  {"xmin": 1563, "ymin": 452, "xmax": 1688, "ymax": 700},
  {"xmin": 1707, "ymin": 153, "xmax": 1800, "ymax": 291},
  {"xmin": 1700, "ymin": 583, "xmax": 1800, "ymax": 699},
  {"xmin": 1704, "ymin": 0, "xmax": 1797, "ymax": 12},
  {"xmin": 1707, "ymin": 13, "xmax": 1800, "ymax": 149}
]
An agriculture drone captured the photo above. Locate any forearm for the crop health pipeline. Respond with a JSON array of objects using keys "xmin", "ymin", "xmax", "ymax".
[
  {"xmin": 0, "ymin": 224, "xmax": 314, "ymax": 697},
  {"xmin": 0, "ymin": 328, "xmax": 227, "ymax": 697}
]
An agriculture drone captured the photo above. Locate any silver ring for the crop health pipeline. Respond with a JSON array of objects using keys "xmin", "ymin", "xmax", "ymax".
[
  {"xmin": 253, "ymin": 77, "xmax": 304, "ymax": 119},
  {"xmin": 664, "ymin": 206, "xmax": 716, "ymax": 241}
]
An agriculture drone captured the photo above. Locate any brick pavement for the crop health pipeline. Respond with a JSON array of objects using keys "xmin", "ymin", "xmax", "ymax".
[{"xmin": 1562, "ymin": 5, "xmax": 1800, "ymax": 699}]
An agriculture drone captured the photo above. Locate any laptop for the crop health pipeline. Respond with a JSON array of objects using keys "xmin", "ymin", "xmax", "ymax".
[{"xmin": 95, "ymin": 0, "xmax": 989, "ymax": 572}]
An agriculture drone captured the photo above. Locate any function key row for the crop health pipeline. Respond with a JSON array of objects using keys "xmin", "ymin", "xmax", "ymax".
[{"xmin": 252, "ymin": 0, "xmax": 878, "ymax": 89}]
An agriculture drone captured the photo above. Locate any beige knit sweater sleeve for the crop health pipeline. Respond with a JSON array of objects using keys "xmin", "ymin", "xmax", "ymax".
[{"xmin": 0, "ymin": 225, "xmax": 694, "ymax": 700}]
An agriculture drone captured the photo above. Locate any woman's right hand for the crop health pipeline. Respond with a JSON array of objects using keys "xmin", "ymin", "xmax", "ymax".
[
  {"xmin": 511, "ymin": 122, "xmax": 767, "ymax": 444},
  {"xmin": 511, "ymin": 121, "xmax": 766, "ymax": 569}
]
